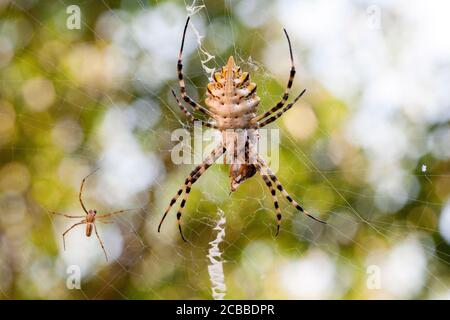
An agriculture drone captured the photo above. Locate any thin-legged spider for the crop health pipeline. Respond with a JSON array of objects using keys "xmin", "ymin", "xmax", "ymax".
[{"xmin": 49, "ymin": 169, "xmax": 134, "ymax": 261}]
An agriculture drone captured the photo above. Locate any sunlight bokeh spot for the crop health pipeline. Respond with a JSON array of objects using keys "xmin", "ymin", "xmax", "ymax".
[{"xmin": 21, "ymin": 77, "xmax": 55, "ymax": 112}]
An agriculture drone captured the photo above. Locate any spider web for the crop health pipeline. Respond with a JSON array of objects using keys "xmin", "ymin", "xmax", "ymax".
[{"xmin": 0, "ymin": 0, "xmax": 450, "ymax": 300}]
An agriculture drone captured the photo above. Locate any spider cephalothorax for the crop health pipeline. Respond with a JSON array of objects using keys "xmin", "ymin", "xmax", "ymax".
[{"xmin": 158, "ymin": 17, "xmax": 326, "ymax": 242}]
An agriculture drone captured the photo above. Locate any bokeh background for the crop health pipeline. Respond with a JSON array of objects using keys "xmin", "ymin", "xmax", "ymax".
[{"xmin": 1, "ymin": 0, "xmax": 450, "ymax": 299}]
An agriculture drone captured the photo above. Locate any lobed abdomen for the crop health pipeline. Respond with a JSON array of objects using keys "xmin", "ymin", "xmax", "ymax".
[{"xmin": 205, "ymin": 56, "xmax": 261, "ymax": 130}]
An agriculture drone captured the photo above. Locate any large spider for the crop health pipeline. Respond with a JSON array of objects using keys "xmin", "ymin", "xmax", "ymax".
[
  {"xmin": 158, "ymin": 17, "xmax": 326, "ymax": 241},
  {"xmin": 50, "ymin": 170, "xmax": 134, "ymax": 261}
]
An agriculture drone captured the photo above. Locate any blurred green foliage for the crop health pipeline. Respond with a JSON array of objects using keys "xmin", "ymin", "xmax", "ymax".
[{"xmin": 0, "ymin": 0, "xmax": 449, "ymax": 300}]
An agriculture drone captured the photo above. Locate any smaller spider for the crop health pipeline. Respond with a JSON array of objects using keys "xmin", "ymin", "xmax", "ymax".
[{"xmin": 49, "ymin": 169, "xmax": 134, "ymax": 261}]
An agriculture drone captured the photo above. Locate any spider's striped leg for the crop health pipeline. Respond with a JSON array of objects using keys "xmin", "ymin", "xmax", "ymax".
[
  {"xmin": 176, "ymin": 165, "xmax": 210, "ymax": 241},
  {"xmin": 171, "ymin": 90, "xmax": 218, "ymax": 129},
  {"xmin": 62, "ymin": 221, "xmax": 86, "ymax": 250},
  {"xmin": 79, "ymin": 168, "xmax": 99, "ymax": 214},
  {"xmin": 256, "ymin": 89, "xmax": 306, "ymax": 128},
  {"xmin": 258, "ymin": 157, "xmax": 326, "ymax": 224},
  {"xmin": 176, "ymin": 146, "xmax": 226, "ymax": 242},
  {"xmin": 157, "ymin": 173, "xmax": 199, "ymax": 233},
  {"xmin": 252, "ymin": 28, "xmax": 296, "ymax": 124},
  {"xmin": 176, "ymin": 181, "xmax": 194, "ymax": 242},
  {"xmin": 93, "ymin": 223, "xmax": 108, "ymax": 262},
  {"xmin": 157, "ymin": 145, "xmax": 226, "ymax": 234},
  {"xmin": 256, "ymin": 163, "xmax": 282, "ymax": 237},
  {"xmin": 177, "ymin": 17, "xmax": 215, "ymax": 118}
]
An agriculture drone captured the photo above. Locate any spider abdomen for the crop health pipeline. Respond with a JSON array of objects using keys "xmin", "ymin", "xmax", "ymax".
[
  {"xmin": 215, "ymin": 113, "xmax": 255, "ymax": 129},
  {"xmin": 86, "ymin": 223, "xmax": 93, "ymax": 237},
  {"xmin": 205, "ymin": 56, "xmax": 261, "ymax": 130}
]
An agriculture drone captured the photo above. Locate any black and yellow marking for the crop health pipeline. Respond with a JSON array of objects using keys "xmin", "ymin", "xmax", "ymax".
[
  {"xmin": 246, "ymin": 83, "xmax": 257, "ymax": 97},
  {"xmin": 213, "ymin": 72, "xmax": 222, "ymax": 82}
]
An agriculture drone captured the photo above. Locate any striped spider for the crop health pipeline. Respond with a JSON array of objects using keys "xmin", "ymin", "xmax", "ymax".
[
  {"xmin": 50, "ymin": 170, "xmax": 133, "ymax": 261},
  {"xmin": 158, "ymin": 18, "xmax": 326, "ymax": 241}
]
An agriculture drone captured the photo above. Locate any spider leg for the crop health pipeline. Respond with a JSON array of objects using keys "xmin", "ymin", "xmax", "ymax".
[
  {"xmin": 171, "ymin": 89, "xmax": 218, "ymax": 129},
  {"xmin": 62, "ymin": 221, "xmax": 86, "ymax": 251},
  {"xmin": 49, "ymin": 211, "xmax": 85, "ymax": 219},
  {"xmin": 256, "ymin": 89, "xmax": 306, "ymax": 128},
  {"xmin": 79, "ymin": 168, "xmax": 99, "ymax": 214},
  {"xmin": 177, "ymin": 17, "xmax": 215, "ymax": 118},
  {"xmin": 96, "ymin": 209, "xmax": 135, "ymax": 219},
  {"xmin": 176, "ymin": 146, "xmax": 224, "ymax": 242},
  {"xmin": 99, "ymin": 220, "xmax": 113, "ymax": 224},
  {"xmin": 158, "ymin": 145, "xmax": 226, "ymax": 234},
  {"xmin": 93, "ymin": 223, "xmax": 108, "ymax": 262},
  {"xmin": 258, "ymin": 157, "xmax": 326, "ymax": 224},
  {"xmin": 177, "ymin": 180, "xmax": 196, "ymax": 242},
  {"xmin": 158, "ymin": 185, "xmax": 186, "ymax": 232},
  {"xmin": 157, "ymin": 165, "xmax": 206, "ymax": 233},
  {"xmin": 252, "ymin": 28, "xmax": 296, "ymax": 123},
  {"xmin": 256, "ymin": 164, "xmax": 282, "ymax": 237}
]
